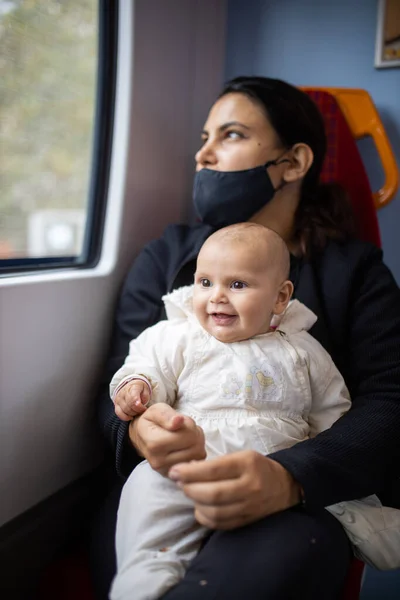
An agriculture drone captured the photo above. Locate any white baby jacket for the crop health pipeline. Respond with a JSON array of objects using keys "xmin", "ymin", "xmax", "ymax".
[
  {"xmin": 110, "ymin": 286, "xmax": 351, "ymax": 458},
  {"xmin": 111, "ymin": 286, "xmax": 400, "ymax": 571}
]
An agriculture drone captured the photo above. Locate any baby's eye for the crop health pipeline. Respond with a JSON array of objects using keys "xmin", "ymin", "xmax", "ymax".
[
  {"xmin": 231, "ymin": 281, "xmax": 247, "ymax": 290},
  {"xmin": 200, "ymin": 278, "xmax": 212, "ymax": 288}
]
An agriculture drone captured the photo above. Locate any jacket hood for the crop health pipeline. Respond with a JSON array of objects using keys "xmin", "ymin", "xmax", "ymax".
[
  {"xmin": 270, "ymin": 299, "xmax": 317, "ymax": 334},
  {"xmin": 162, "ymin": 285, "xmax": 195, "ymax": 320}
]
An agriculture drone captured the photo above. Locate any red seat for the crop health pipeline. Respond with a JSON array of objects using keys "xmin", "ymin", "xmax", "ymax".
[
  {"xmin": 37, "ymin": 547, "xmax": 95, "ymax": 600},
  {"xmin": 305, "ymin": 88, "xmax": 389, "ymax": 600},
  {"xmin": 306, "ymin": 89, "xmax": 381, "ymax": 248},
  {"xmin": 341, "ymin": 558, "xmax": 365, "ymax": 600}
]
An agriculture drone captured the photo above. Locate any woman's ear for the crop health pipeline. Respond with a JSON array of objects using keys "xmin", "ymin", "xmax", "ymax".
[
  {"xmin": 283, "ymin": 143, "xmax": 314, "ymax": 183},
  {"xmin": 273, "ymin": 280, "xmax": 294, "ymax": 315}
]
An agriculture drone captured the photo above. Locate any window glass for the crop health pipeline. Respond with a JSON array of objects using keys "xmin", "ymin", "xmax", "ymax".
[{"xmin": 0, "ymin": 0, "xmax": 98, "ymax": 260}]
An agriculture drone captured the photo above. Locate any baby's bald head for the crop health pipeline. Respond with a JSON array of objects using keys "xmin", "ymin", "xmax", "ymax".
[
  {"xmin": 194, "ymin": 223, "xmax": 293, "ymax": 342},
  {"xmin": 200, "ymin": 223, "xmax": 290, "ymax": 282}
]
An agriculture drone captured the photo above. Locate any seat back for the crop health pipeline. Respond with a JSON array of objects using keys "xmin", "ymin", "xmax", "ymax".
[
  {"xmin": 303, "ymin": 87, "xmax": 399, "ymax": 209},
  {"xmin": 304, "ymin": 89, "xmax": 381, "ymax": 248}
]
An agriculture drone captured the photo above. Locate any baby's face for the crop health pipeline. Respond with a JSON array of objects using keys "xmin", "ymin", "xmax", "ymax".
[{"xmin": 193, "ymin": 239, "xmax": 286, "ymax": 343}]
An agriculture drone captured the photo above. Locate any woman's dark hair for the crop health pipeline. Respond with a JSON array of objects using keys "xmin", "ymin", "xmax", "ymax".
[{"xmin": 220, "ymin": 76, "xmax": 355, "ymax": 256}]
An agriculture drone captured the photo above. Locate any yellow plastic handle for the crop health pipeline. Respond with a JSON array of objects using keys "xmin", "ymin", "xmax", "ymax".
[{"xmin": 302, "ymin": 87, "xmax": 399, "ymax": 209}]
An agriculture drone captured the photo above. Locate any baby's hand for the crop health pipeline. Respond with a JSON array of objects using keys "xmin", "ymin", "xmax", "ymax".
[{"xmin": 114, "ymin": 380, "xmax": 151, "ymax": 422}]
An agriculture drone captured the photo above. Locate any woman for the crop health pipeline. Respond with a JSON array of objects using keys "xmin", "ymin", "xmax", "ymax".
[{"xmin": 94, "ymin": 77, "xmax": 400, "ymax": 599}]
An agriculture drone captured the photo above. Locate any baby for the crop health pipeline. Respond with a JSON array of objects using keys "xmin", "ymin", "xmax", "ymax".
[{"xmin": 110, "ymin": 223, "xmax": 400, "ymax": 600}]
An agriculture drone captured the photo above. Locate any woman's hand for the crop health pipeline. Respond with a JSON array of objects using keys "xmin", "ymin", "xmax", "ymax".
[
  {"xmin": 129, "ymin": 404, "xmax": 206, "ymax": 476},
  {"xmin": 168, "ymin": 450, "xmax": 302, "ymax": 530}
]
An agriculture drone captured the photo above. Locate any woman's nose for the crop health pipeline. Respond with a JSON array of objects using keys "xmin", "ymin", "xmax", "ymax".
[{"xmin": 195, "ymin": 140, "xmax": 217, "ymax": 168}]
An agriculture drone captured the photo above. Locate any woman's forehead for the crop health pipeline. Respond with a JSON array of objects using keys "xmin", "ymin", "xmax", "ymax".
[{"xmin": 205, "ymin": 93, "xmax": 271, "ymax": 130}]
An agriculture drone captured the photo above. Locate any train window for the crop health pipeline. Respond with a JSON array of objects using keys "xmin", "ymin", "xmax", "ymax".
[{"xmin": 0, "ymin": 0, "xmax": 116, "ymax": 274}]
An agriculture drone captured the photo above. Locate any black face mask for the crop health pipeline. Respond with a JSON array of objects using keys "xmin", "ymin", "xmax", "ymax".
[{"xmin": 193, "ymin": 158, "xmax": 289, "ymax": 228}]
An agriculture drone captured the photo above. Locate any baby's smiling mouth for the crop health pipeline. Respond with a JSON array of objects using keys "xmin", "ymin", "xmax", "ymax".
[{"xmin": 210, "ymin": 312, "xmax": 237, "ymax": 325}]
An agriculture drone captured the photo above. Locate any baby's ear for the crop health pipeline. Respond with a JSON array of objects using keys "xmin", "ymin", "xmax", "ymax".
[{"xmin": 273, "ymin": 280, "xmax": 294, "ymax": 315}]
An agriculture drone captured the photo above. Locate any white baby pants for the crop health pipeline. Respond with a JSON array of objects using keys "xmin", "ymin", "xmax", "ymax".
[{"xmin": 110, "ymin": 460, "xmax": 207, "ymax": 600}]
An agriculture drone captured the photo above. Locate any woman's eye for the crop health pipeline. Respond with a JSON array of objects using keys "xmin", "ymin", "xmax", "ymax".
[
  {"xmin": 200, "ymin": 278, "xmax": 212, "ymax": 288},
  {"xmin": 226, "ymin": 131, "xmax": 243, "ymax": 140},
  {"xmin": 231, "ymin": 281, "xmax": 247, "ymax": 290}
]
